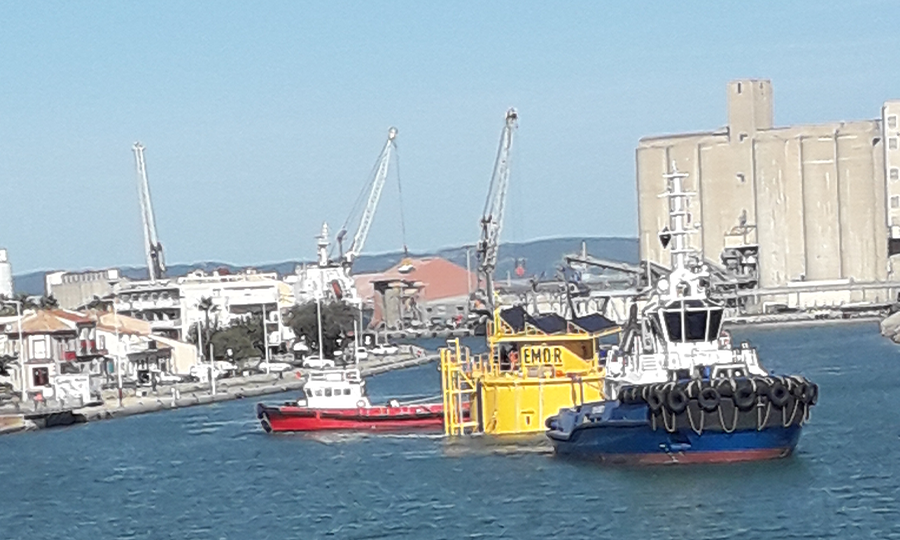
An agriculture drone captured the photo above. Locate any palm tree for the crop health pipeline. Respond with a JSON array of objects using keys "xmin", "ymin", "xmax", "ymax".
[{"xmin": 197, "ymin": 296, "xmax": 219, "ymax": 351}]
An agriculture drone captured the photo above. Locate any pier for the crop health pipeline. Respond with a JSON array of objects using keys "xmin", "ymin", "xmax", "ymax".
[{"xmin": 0, "ymin": 351, "xmax": 439, "ymax": 433}]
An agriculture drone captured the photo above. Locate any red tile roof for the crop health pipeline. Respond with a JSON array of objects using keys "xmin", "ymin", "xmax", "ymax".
[{"xmin": 355, "ymin": 257, "xmax": 475, "ymax": 303}]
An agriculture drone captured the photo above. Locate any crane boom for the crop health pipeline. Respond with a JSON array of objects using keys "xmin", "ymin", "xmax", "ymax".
[
  {"xmin": 132, "ymin": 142, "xmax": 166, "ymax": 281},
  {"xmin": 342, "ymin": 127, "xmax": 398, "ymax": 264},
  {"xmin": 477, "ymin": 108, "xmax": 518, "ymax": 309}
]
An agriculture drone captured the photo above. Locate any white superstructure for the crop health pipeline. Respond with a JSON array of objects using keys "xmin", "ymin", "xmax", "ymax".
[
  {"xmin": 292, "ymin": 223, "xmax": 361, "ymax": 307},
  {"xmin": 299, "ymin": 368, "xmax": 370, "ymax": 409},
  {"xmin": 604, "ymin": 167, "xmax": 766, "ymax": 397}
]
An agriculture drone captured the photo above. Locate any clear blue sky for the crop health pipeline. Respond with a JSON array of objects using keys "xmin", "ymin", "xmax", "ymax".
[{"xmin": 1, "ymin": 1, "xmax": 897, "ymax": 273}]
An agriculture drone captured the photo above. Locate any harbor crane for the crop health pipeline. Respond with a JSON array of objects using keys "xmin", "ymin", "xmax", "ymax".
[
  {"xmin": 132, "ymin": 142, "xmax": 166, "ymax": 281},
  {"xmin": 476, "ymin": 108, "xmax": 518, "ymax": 312},
  {"xmin": 336, "ymin": 127, "xmax": 400, "ymax": 266}
]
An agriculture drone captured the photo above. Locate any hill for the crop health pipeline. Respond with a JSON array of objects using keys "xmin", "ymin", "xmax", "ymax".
[{"xmin": 13, "ymin": 237, "xmax": 638, "ymax": 296}]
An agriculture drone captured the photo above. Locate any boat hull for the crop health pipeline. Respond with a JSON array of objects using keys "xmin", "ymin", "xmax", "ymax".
[
  {"xmin": 256, "ymin": 403, "xmax": 444, "ymax": 433},
  {"xmin": 548, "ymin": 422, "xmax": 802, "ymax": 464}
]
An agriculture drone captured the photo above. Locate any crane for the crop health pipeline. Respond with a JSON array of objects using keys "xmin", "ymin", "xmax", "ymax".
[
  {"xmin": 476, "ymin": 108, "xmax": 518, "ymax": 311},
  {"xmin": 132, "ymin": 142, "xmax": 166, "ymax": 281},
  {"xmin": 336, "ymin": 127, "xmax": 399, "ymax": 265}
]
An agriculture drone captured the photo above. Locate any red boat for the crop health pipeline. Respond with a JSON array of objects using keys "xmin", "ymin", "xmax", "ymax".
[{"xmin": 255, "ymin": 368, "xmax": 445, "ymax": 433}]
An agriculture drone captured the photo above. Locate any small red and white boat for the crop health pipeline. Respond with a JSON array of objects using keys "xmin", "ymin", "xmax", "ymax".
[{"xmin": 256, "ymin": 368, "xmax": 445, "ymax": 433}]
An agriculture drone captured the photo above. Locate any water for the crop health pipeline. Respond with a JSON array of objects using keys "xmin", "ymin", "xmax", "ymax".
[{"xmin": 1, "ymin": 322, "xmax": 899, "ymax": 539}]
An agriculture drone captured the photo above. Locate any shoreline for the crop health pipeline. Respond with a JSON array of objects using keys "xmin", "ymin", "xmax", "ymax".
[{"xmin": 1, "ymin": 353, "xmax": 439, "ymax": 433}]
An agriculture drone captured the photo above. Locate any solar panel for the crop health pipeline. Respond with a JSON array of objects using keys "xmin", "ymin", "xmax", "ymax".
[{"xmin": 571, "ymin": 313, "xmax": 617, "ymax": 333}]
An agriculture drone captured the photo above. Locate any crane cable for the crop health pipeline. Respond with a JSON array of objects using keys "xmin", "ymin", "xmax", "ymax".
[
  {"xmin": 333, "ymin": 149, "xmax": 384, "ymax": 260},
  {"xmin": 395, "ymin": 147, "xmax": 409, "ymax": 257}
]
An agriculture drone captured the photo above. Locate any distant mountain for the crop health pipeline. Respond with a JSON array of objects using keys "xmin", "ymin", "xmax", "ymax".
[{"xmin": 13, "ymin": 237, "xmax": 638, "ymax": 296}]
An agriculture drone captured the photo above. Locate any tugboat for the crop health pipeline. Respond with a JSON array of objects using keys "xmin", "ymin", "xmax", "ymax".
[
  {"xmin": 546, "ymin": 167, "xmax": 818, "ymax": 464},
  {"xmin": 256, "ymin": 367, "xmax": 445, "ymax": 433}
]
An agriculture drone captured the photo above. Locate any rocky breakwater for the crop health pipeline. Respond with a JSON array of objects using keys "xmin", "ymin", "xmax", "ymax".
[{"xmin": 880, "ymin": 311, "xmax": 900, "ymax": 343}]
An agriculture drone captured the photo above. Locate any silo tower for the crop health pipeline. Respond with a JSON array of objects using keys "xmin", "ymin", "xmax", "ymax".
[{"xmin": 0, "ymin": 249, "xmax": 12, "ymax": 298}]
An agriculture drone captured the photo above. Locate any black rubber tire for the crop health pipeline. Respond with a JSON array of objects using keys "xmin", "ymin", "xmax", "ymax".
[
  {"xmin": 698, "ymin": 387, "xmax": 720, "ymax": 412},
  {"xmin": 802, "ymin": 382, "xmax": 818, "ymax": 405},
  {"xmin": 646, "ymin": 386, "xmax": 664, "ymax": 413},
  {"xmin": 716, "ymin": 379, "xmax": 735, "ymax": 398},
  {"xmin": 768, "ymin": 380, "xmax": 790, "ymax": 408},
  {"xmin": 666, "ymin": 386, "xmax": 689, "ymax": 415},
  {"xmin": 733, "ymin": 380, "xmax": 756, "ymax": 411}
]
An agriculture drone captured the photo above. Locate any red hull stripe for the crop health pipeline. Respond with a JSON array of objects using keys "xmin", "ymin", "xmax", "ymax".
[
  {"xmin": 593, "ymin": 447, "xmax": 793, "ymax": 465},
  {"xmin": 259, "ymin": 403, "xmax": 445, "ymax": 432}
]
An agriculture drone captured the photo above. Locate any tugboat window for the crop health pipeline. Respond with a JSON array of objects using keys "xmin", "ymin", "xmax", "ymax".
[
  {"xmin": 685, "ymin": 310, "xmax": 707, "ymax": 341},
  {"xmin": 706, "ymin": 308, "xmax": 724, "ymax": 341},
  {"xmin": 663, "ymin": 310, "xmax": 683, "ymax": 342}
]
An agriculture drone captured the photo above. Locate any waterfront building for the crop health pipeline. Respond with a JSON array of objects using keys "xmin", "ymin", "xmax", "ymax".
[
  {"xmin": 0, "ymin": 310, "xmax": 106, "ymax": 402},
  {"xmin": 0, "ymin": 309, "xmax": 200, "ymax": 400},
  {"xmin": 113, "ymin": 269, "xmax": 292, "ymax": 351},
  {"xmin": 637, "ymin": 79, "xmax": 899, "ymax": 310}
]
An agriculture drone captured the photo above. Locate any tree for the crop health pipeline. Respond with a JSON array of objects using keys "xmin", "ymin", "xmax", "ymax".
[
  {"xmin": 39, "ymin": 295, "xmax": 59, "ymax": 309},
  {"xmin": 286, "ymin": 301, "xmax": 359, "ymax": 359},
  {"xmin": 186, "ymin": 315, "xmax": 265, "ymax": 370}
]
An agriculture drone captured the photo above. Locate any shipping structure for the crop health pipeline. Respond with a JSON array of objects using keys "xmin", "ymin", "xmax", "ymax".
[{"xmin": 441, "ymin": 305, "xmax": 619, "ymax": 436}]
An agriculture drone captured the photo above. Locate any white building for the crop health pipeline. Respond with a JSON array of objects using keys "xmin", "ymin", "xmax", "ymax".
[{"xmin": 113, "ymin": 269, "xmax": 294, "ymax": 350}]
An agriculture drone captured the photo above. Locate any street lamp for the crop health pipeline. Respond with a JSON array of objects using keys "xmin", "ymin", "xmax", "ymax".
[
  {"xmin": 1, "ymin": 300, "xmax": 26, "ymax": 403},
  {"xmin": 112, "ymin": 298, "xmax": 123, "ymax": 407}
]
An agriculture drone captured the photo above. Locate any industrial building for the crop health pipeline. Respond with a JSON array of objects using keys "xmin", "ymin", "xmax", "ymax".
[
  {"xmin": 45, "ymin": 268, "xmax": 123, "ymax": 309},
  {"xmin": 0, "ymin": 249, "xmax": 12, "ymax": 299},
  {"xmin": 354, "ymin": 257, "xmax": 475, "ymax": 330},
  {"xmin": 636, "ymin": 79, "xmax": 899, "ymax": 310}
]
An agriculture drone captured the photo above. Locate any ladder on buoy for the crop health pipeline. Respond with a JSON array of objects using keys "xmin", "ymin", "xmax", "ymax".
[{"xmin": 441, "ymin": 339, "xmax": 479, "ymax": 436}]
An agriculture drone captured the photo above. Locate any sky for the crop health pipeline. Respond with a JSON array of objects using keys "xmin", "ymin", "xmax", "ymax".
[{"xmin": 1, "ymin": 1, "xmax": 899, "ymax": 273}]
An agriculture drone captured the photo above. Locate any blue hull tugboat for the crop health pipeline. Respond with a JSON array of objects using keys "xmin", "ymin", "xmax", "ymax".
[{"xmin": 546, "ymin": 167, "xmax": 818, "ymax": 464}]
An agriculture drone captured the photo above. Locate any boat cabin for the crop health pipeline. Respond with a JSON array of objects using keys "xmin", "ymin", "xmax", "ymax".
[
  {"xmin": 651, "ymin": 299, "xmax": 724, "ymax": 344},
  {"xmin": 300, "ymin": 368, "xmax": 370, "ymax": 409}
]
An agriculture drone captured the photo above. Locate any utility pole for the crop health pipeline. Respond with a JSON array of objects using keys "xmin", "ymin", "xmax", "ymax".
[
  {"xmin": 262, "ymin": 302, "xmax": 270, "ymax": 374},
  {"xmin": 209, "ymin": 342, "xmax": 215, "ymax": 395},
  {"xmin": 7, "ymin": 300, "xmax": 25, "ymax": 403},
  {"xmin": 113, "ymin": 300, "xmax": 123, "ymax": 407}
]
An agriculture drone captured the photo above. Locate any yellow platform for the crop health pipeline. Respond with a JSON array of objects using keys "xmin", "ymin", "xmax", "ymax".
[{"xmin": 441, "ymin": 306, "xmax": 619, "ymax": 436}]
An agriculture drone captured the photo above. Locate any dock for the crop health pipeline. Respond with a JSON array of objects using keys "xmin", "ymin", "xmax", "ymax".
[
  {"xmin": 0, "ymin": 351, "xmax": 439, "ymax": 433},
  {"xmin": 75, "ymin": 352, "xmax": 439, "ymax": 424}
]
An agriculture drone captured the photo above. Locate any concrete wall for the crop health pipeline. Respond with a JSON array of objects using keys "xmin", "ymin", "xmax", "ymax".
[{"xmin": 636, "ymin": 80, "xmax": 894, "ymax": 306}]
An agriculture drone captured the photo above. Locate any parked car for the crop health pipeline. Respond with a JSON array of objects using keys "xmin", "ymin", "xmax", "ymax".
[
  {"xmin": 259, "ymin": 361, "xmax": 293, "ymax": 373},
  {"xmin": 371, "ymin": 344, "xmax": 399, "ymax": 356},
  {"xmin": 157, "ymin": 372, "xmax": 183, "ymax": 385},
  {"xmin": 214, "ymin": 361, "xmax": 237, "ymax": 378},
  {"xmin": 302, "ymin": 357, "xmax": 336, "ymax": 369}
]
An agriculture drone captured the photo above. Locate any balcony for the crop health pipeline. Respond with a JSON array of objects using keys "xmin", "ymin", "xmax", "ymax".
[{"xmin": 77, "ymin": 339, "xmax": 108, "ymax": 358}]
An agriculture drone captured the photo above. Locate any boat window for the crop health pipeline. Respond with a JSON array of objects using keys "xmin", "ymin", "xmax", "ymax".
[
  {"xmin": 684, "ymin": 309, "xmax": 708, "ymax": 341},
  {"xmin": 706, "ymin": 308, "xmax": 724, "ymax": 341},
  {"xmin": 343, "ymin": 388, "xmax": 351, "ymax": 395},
  {"xmin": 324, "ymin": 388, "xmax": 333, "ymax": 397},
  {"xmin": 315, "ymin": 389, "xmax": 323, "ymax": 397},
  {"xmin": 662, "ymin": 310, "xmax": 683, "ymax": 342},
  {"xmin": 305, "ymin": 388, "xmax": 313, "ymax": 398}
]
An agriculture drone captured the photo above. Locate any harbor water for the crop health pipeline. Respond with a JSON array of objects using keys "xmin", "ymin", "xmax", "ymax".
[{"xmin": 1, "ymin": 322, "xmax": 898, "ymax": 539}]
